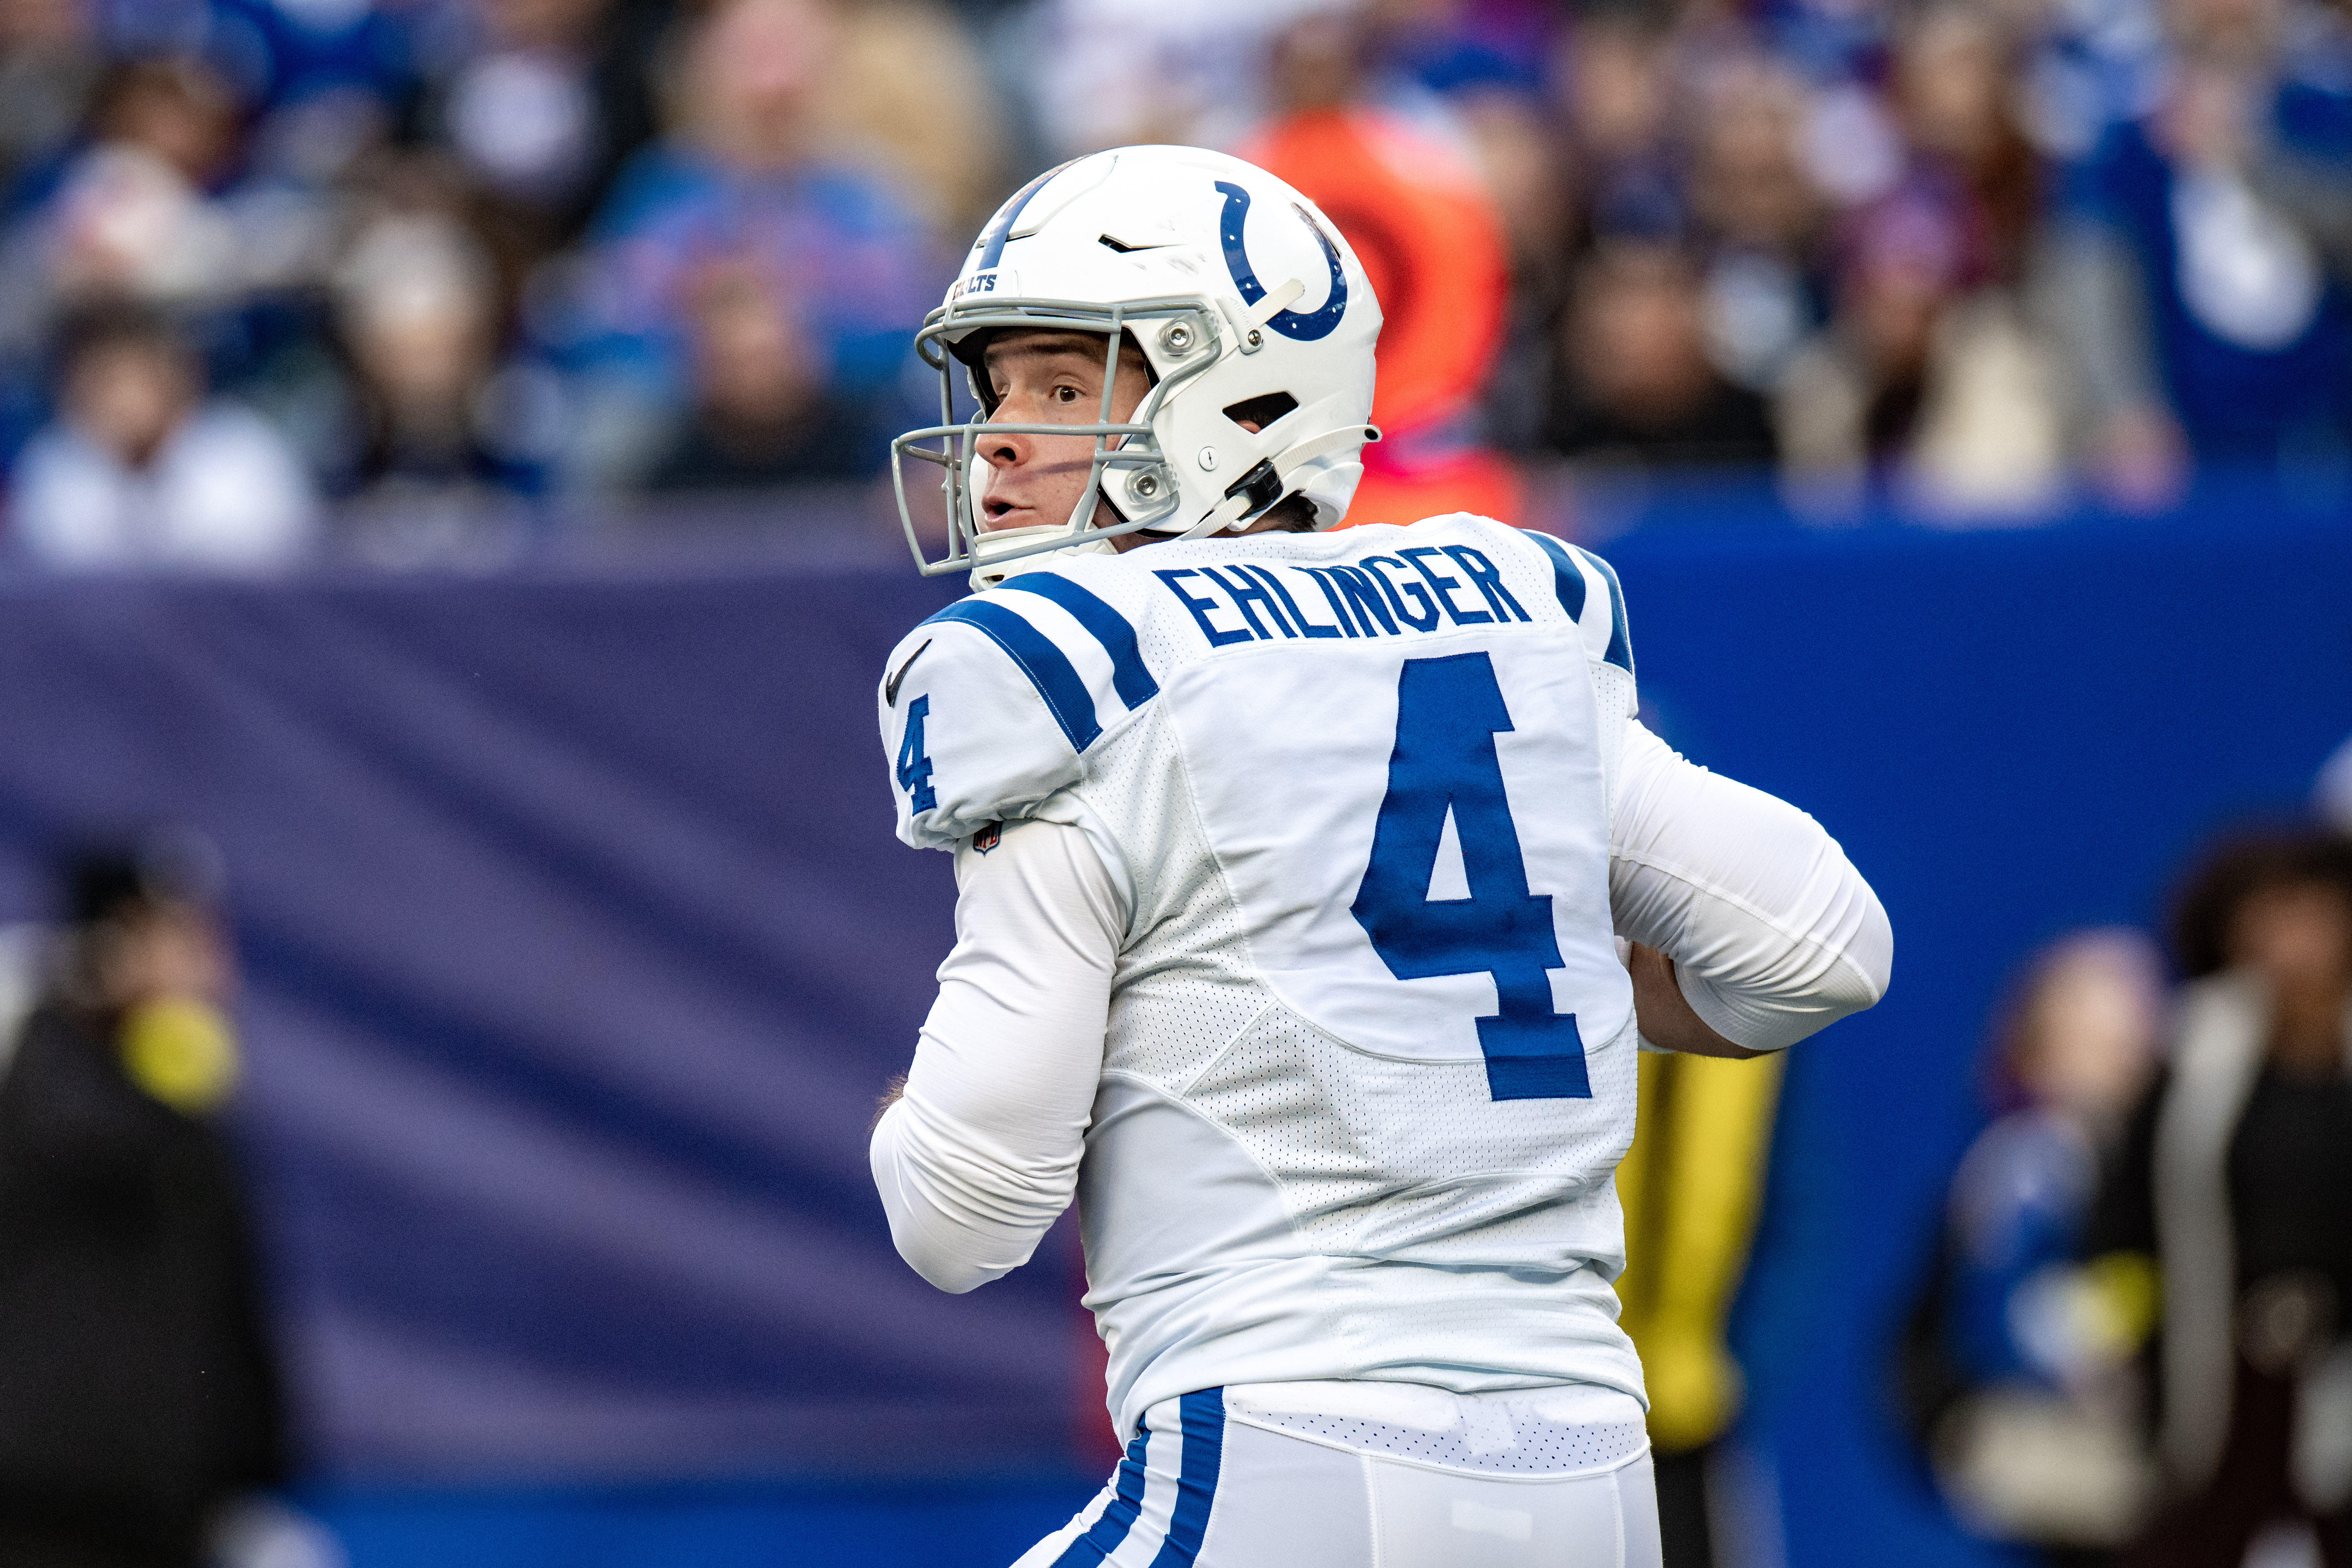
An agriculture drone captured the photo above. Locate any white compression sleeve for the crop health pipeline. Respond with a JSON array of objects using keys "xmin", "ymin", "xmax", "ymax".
[
  {"xmin": 1610, "ymin": 720, "xmax": 1892, "ymax": 1052},
  {"xmin": 870, "ymin": 817, "xmax": 1127, "ymax": 1293}
]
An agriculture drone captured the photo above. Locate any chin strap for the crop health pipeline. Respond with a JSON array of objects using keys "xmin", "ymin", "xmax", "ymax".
[{"xmin": 1174, "ymin": 421, "xmax": 1380, "ymax": 541}]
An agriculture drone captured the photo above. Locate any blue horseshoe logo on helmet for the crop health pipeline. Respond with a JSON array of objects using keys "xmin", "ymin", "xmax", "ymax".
[{"xmin": 1215, "ymin": 180, "xmax": 1348, "ymax": 342}]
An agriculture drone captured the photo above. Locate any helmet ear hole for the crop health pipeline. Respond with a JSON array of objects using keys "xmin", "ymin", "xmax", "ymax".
[{"xmin": 1222, "ymin": 391, "xmax": 1298, "ymax": 431}]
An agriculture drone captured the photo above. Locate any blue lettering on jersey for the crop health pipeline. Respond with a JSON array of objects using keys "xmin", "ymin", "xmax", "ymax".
[
  {"xmin": 1298, "ymin": 568, "xmax": 1364, "ymax": 637},
  {"xmin": 1399, "ymin": 547, "xmax": 1493, "ymax": 625},
  {"xmin": 1351, "ymin": 653, "xmax": 1590, "ymax": 1101},
  {"xmin": 1196, "ymin": 565, "xmax": 1294, "ymax": 639},
  {"xmin": 895, "ymin": 694, "xmax": 939, "ymax": 813},
  {"xmin": 1153, "ymin": 569, "xmax": 1256, "ymax": 646},
  {"xmin": 1441, "ymin": 545, "xmax": 1532, "ymax": 623},
  {"xmin": 1323, "ymin": 564, "xmax": 1399, "ymax": 635},
  {"xmin": 1360, "ymin": 556, "xmax": 1441, "ymax": 631},
  {"xmin": 1244, "ymin": 564, "xmax": 1343, "ymax": 639},
  {"xmin": 1151, "ymin": 549, "xmax": 1548, "ymax": 648}
]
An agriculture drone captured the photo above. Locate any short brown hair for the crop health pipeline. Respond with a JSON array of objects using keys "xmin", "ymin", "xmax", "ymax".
[{"xmin": 2168, "ymin": 825, "xmax": 2352, "ymax": 978}]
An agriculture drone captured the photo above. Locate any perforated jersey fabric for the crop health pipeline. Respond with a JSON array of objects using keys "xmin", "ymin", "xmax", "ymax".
[
  {"xmin": 877, "ymin": 515, "xmax": 1652, "ymax": 1440},
  {"xmin": 1245, "ymin": 1410, "xmax": 1650, "ymax": 1476}
]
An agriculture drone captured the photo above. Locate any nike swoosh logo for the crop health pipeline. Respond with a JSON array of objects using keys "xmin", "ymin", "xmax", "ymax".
[{"xmin": 884, "ymin": 639, "xmax": 932, "ymax": 707}]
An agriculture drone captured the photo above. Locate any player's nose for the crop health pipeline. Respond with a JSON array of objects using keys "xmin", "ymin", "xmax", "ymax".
[{"xmin": 978, "ymin": 423, "xmax": 1030, "ymax": 469}]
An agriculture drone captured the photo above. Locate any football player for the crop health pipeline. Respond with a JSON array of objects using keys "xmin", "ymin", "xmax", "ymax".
[{"xmin": 870, "ymin": 146, "xmax": 1891, "ymax": 1567}]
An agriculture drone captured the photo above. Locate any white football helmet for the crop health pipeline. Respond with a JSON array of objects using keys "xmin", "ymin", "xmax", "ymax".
[{"xmin": 891, "ymin": 145, "xmax": 1382, "ymax": 587}]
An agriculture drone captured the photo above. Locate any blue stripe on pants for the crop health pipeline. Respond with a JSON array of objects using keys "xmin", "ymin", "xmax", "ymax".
[
  {"xmin": 1053, "ymin": 1419, "xmax": 1152, "ymax": 1567},
  {"xmin": 1149, "ymin": 1389, "xmax": 1225, "ymax": 1566}
]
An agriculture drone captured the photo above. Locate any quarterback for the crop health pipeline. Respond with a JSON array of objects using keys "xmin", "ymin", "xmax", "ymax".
[{"xmin": 870, "ymin": 147, "xmax": 1891, "ymax": 1567}]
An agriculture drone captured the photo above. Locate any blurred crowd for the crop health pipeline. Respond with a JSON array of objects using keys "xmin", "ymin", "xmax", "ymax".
[
  {"xmin": 1904, "ymin": 825, "xmax": 2352, "ymax": 1568},
  {"xmin": 0, "ymin": 0, "xmax": 2347, "ymax": 567}
]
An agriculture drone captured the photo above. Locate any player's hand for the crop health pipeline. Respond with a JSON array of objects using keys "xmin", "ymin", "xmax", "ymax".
[{"xmin": 1626, "ymin": 942, "xmax": 1770, "ymax": 1059}]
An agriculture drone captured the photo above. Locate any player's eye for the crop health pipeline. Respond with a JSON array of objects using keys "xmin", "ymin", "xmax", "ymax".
[{"xmin": 1052, "ymin": 384, "xmax": 1081, "ymax": 403}]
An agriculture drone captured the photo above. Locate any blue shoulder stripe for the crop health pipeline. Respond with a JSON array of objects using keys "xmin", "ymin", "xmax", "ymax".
[
  {"xmin": 1053, "ymin": 1419, "xmax": 1152, "ymax": 1566},
  {"xmin": 998, "ymin": 575, "xmax": 1160, "ymax": 710},
  {"xmin": 1574, "ymin": 544, "xmax": 1635, "ymax": 675},
  {"xmin": 1525, "ymin": 532, "xmax": 1633, "ymax": 675},
  {"xmin": 923, "ymin": 599, "xmax": 1103, "ymax": 752},
  {"xmin": 1525, "ymin": 530, "xmax": 1587, "ymax": 621},
  {"xmin": 1149, "ymin": 1389, "xmax": 1226, "ymax": 1566}
]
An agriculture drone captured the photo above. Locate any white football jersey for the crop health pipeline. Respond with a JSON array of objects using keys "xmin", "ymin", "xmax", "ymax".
[{"xmin": 877, "ymin": 514, "xmax": 1647, "ymax": 1435}]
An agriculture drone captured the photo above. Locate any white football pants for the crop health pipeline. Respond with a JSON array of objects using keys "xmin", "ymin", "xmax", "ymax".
[{"xmin": 1012, "ymin": 1386, "xmax": 1663, "ymax": 1568}]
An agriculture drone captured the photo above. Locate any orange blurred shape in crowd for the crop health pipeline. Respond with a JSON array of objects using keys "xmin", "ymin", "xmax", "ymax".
[{"xmin": 1245, "ymin": 107, "xmax": 1522, "ymax": 529}]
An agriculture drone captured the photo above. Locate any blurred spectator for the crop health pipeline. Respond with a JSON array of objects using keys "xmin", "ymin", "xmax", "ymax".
[
  {"xmin": 1686, "ymin": 57, "xmax": 1827, "ymax": 395},
  {"xmin": 1443, "ymin": 69, "xmax": 1568, "ymax": 453},
  {"xmin": 31, "ymin": 58, "xmax": 246, "ymax": 315},
  {"xmin": 553, "ymin": 0, "xmax": 937, "ymax": 494},
  {"xmin": 2041, "ymin": 0, "xmax": 2352, "ymax": 508},
  {"xmin": 9, "ymin": 306, "xmax": 317, "ymax": 571},
  {"xmin": 1560, "ymin": 14, "xmax": 1685, "ymax": 247},
  {"xmin": 643, "ymin": 259, "xmax": 881, "ymax": 491},
  {"xmin": 1025, "ymin": 0, "xmax": 1315, "ymax": 160},
  {"xmin": 2090, "ymin": 830, "xmax": 2352, "ymax": 1568},
  {"xmin": 0, "ymin": 0, "xmax": 2329, "ymax": 530},
  {"xmin": 1615, "ymin": 1048, "xmax": 1787, "ymax": 1568},
  {"xmin": 413, "ymin": 0, "xmax": 667, "ymax": 256},
  {"xmin": 1547, "ymin": 239, "xmax": 1780, "ymax": 469},
  {"xmin": 1245, "ymin": 7, "xmax": 1521, "ymax": 526},
  {"xmin": 0, "ymin": 51, "xmax": 344, "ymax": 426},
  {"xmin": 0, "ymin": 846, "xmax": 286, "ymax": 1568},
  {"xmin": 1777, "ymin": 182, "xmax": 2067, "ymax": 515},
  {"xmin": 1900, "ymin": 930, "xmax": 2168, "ymax": 1561},
  {"xmin": 0, "ymin": 0, "xmax": 104, "ymax": 198},
  {"xmin": 809, "ymin": 0, "xmax": 1009, "ymax": 237},
  {"xmin": 2016, "ymin": 0, "xmax": 2174, "ymax": 163},
  {"xmin": 332, "ymin": 202, "xmax": 522, "ymax": 498},
  {"xmin": 1891, "ymin": 4, "xmax": 2043, "ymax": 281}
]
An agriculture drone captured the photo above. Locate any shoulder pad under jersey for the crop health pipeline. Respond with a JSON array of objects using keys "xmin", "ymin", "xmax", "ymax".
[
  {"xmin": 1517, "ymin": 528, "xmax": 1634, "ymax": 678},
  {"xmin": 877, "ymin": 565, "xmax": 1162, "ymax": 850}
]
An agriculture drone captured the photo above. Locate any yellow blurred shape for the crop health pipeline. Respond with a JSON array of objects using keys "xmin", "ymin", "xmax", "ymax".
[
  {"xmin": 120, "ymin": 997, "xmax": 240, "ymax": 1115},
  {"xmin": 1614, "ymin": 1049, "xmax": 1786, "ymax": 1454},
  {"xmin": 2079, "ymin": 1250, "xmax": 2161, "ymax": 1362}
]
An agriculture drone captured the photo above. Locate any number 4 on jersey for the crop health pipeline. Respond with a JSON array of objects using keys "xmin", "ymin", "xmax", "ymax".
[
  {"xmin": 1350, "ymin": 653, "xmax": 1589, "ymax": 1101},
  {"xmin": 896, "ymin": 695, "xmax": 938, "ymax": 814}
]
